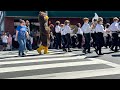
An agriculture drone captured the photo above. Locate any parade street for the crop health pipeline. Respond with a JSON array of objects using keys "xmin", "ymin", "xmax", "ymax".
[{"xmin": 0, "ymin": 48, "xmax": 120, "ymax": 79}]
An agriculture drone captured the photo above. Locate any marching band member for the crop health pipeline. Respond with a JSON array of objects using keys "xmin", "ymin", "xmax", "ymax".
[
  {"xmin": 91, "ymin": 19, "xmax": 97, "ymax": 48},
  {"xmin": 81, "ymin": 17, "xmax": 92, "ymax": 54},
  {"xmin": 55, "ymin": 21, "xmax": 61, "ymax": 49},
  {"xmin": 64, "ymin": 20, "xmax": 73, "ymax": 52},
  {"xmin": 104, "ymin": 23, "xmax": 111, "ymax": 48},
  {"xmin": 109, "ymin": 17, "xmax": 119, "ymax": 52},
  {"xmin": 76, "ymin": 23, "xmax": 83, "ymax": 49},
  {"xmin": 60, "ymin": 24, "xmax": 67, "ymax": 52},
  {"xmin": 94, "ymin": 17, "xmax": 105, "ymax": 55}
]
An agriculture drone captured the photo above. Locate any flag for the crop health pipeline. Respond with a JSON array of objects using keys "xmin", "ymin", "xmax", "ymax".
[{"xmin": 92, "ymin": 13, "xmax": 99, "ymax": 23}]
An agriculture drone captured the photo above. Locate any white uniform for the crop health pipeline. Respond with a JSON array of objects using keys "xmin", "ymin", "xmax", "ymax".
[
  {"xmin": 109, "ymin": 22, "xmax": 119, "ymax": 32},
  {"xmin": 81, "ymin": 23, "xmax": 91, "ymax": 33},
  {"xmin": 64, "ymin": 25, "xmax": 72, "ymax": 35},
  {"xmin": 61, "ymin": 27, "xmax": 66, "ymax": 35},
  {"xmin": 77, "ymin": 27, "xmax": 83, "ymax": 35},
  {"xmin": 91, "ymin": 29, "xmax": 95, "ymax": 33},
  {"xmin": 55, "ymin": 25, "xmax": 61, "ymax": 33},
  {"xmin": 95, "ymin": 24, "xmax": 105, "ymax": 33},
  {"xmin": 1, "ymin": 35, "xmax": 8, "ymax": 43}
]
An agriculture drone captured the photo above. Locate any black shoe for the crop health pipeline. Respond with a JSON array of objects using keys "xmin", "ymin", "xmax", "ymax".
[
  {"xmin": 94, "ymin": 49, "xmax": 99, "ymax": 55},
  {"xmin": 98, "ymin": 53, "xmax": 104, "ymax": 55},
  {"xmin": 115, "ymin": 50, "xmax": 119, "ymax": 52},
  {"xmin": 110, "ymin": 48, "xmax": 114, "ymax": 51},
  {"xmin": 63, "ymin": 48, "xmax": 67, "ymax": 52},
  {"xmin": 18, "ymin": 52, "xmax": 21, "ymax": 56},
  {"xmin": 68, "ymin": 49, "xmax": 72, "ymax": 52},
  {"xmin": 82, "ymin": 50, "xmax": 86, "ymax": 54},
  {"xmin": 22, "ymin": 53, "xmax": 26, "ymax": 57},
  {"xmin": 87, "ymin": 51, "xmax": 92, "ymax": 53}
]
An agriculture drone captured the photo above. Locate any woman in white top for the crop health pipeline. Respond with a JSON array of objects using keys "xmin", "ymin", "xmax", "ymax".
[
  {"xmin": 76, "ymin": 23, "xmax": 83, "ymax": 48},
  {"xmin": 1, "ymin": 32, "xmax": 8, "ymax": 51}
]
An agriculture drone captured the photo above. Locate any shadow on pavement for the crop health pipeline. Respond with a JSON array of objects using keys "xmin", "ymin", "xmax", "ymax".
[
  {"xmin": 85, "ymin": 55, "xmax": 101, "ymax": 58},
  {"xmin": 103, "ymin": 51, "xmax": 115, "ymax": 55},
  {"xmin": 112, "ymin": 54, "xmax": 120, "ymax": 57}
]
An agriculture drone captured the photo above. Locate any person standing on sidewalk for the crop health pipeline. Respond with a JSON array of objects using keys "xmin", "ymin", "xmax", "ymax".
[
  {"xmin": 16, "ymin": 19, "xmax": 29, "ymax": 57},
  {"xmin": 26, "ymin": 20, "xmax": 33, "ymax": 51},
  {"xmin": 1, "ymin": 32, "xmax": 8, "ymax": 51},
  {"xmin": 7, "ymin": 34, "xmax": 12, "ymax": 51}
]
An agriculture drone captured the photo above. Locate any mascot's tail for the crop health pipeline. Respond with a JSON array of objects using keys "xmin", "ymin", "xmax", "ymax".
[{"xmin": 92, "ymin": 13, "xmax": 99, "ymax": 23}]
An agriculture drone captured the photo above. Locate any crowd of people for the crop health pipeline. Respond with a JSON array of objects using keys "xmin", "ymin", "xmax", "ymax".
[
  {"xmin": 1, "ymin": 12, "xmax": 120, "ymax": 57},
  {"xmin": 48, "ymin": 17, "xmax": 120, "ymax": 55}
]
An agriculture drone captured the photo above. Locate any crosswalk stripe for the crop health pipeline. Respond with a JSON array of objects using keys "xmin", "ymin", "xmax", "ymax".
[
  {"xmin": 0, "ymin": 51, "xmax": 64, "ymax": 58},
  {"xmin": 0, "ymin": 53, "xmax": 76, "ymax": 61},
  {"xmin": 0, "ymin": 60, "xmax": 102, "ymax": 74},
  {"xmin": 9, "ymin": 67, "xmax": 120, "ymax": 79},
  {"xmin": 0, "ymin": 55, "xmax": 86, "ymax": 65},
  {"xmin": 88, "ymin": 58, "xmax": 120, "ymax": 68},
  {"xmin": 0, "ymin": 49, "xmax": 118, "ymax": 79}
]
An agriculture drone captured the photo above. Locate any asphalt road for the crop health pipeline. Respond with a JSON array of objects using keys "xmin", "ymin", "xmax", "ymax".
[{"xmin": 0, "ymin": 47, "xmax": 120, "ymax": 79}]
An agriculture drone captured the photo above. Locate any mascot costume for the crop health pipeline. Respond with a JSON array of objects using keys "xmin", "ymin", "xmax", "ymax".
[{"xmin": 37, "ymin": 11, "xmax": 50, "ymax": 54}]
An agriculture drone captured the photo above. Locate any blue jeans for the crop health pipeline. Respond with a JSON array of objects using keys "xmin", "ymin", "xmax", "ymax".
[{"xmin": 18, "ymin": 37, "xmax": 26, "ymax": 54}]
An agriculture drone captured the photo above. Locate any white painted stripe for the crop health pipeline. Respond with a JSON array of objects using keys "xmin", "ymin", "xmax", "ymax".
[
  {"xmin": 0, "ymin": 60, "xmax": 102, "ymax": 74},
  {"xmin": 88, "ymin": 58, "xmax": 120, "ymax": 68},
  {"xmin": 9, "ymin": 67, "xmax": 120, "ymax": 79},
  {"xmin": 0, "ymin": 55, "xmax": 85, "ymax": 65},
  {"xmin": 0, "ymin": 53, "xmax": 76, "ymax": 61}
]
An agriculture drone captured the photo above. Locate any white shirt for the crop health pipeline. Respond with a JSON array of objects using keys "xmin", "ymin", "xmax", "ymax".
[
  {"xmin": 95, "ymin": 24, "xmax": 105, "ymax": 33},
  {"xmin": 77, "ymin": 28, "xmax": 83, "ymax": 35},
  {"xmin": 1, "ymin": 35, "xmax": 8, "ymax": 43},
  {"xmin": 55, "ymin": 25, "xmax": 61, "ymax": 33},
  {"xmin": 81, "ymin": 23, "xmax": 91, "ymax": 33},
  {"xmin": 109, "ymin": 22, "xmax": 119, "ymax": 32},
  {"xmin": 64, "ymin": 25, "xmax": 72, "ymax": 35},
  {"xmin": 60, "ymin": 27, "xmax": 65, "ymax": 35},
  {"xmin": 91, "ymin": 29, "xmax": 95, "ymax": 33},
  {"xmin": 26, "ymin": 26, "xmax": 30, "ymax": 34}
]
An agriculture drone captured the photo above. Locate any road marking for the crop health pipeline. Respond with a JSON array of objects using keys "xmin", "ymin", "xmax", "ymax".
[
  {"xmin": 8, "ymin": 67, "xmax": 120, "ymax": 79},
  {"xmin": 88, "ymin": 58, "xmax": 120, "ymax": 68},
  {"xmin": 0, "ymin": 54, "xmax": 85, "ymax": 65},
  {"xmin": 0, "ymin": 60, "xmax": 102, "ymax": 74},
  {"xmin": 0, "ymin": 52, "xmax": 76, "ymax": 61}
]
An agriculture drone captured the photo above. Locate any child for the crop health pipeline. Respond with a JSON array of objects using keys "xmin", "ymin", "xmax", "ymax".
[
  {"xmin": 7, "ymin": 34, "xmax": 12, "ymax": 51},
  {"xmin": 1, "ymin": 33, "xmax": 8, "ymax": 51}
]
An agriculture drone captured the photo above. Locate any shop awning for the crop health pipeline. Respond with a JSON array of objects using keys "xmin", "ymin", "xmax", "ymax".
[
  {"xmin": 5, "ymin": 11, "xmax": 120, "ymax": 18},
  {"xmin": 48, "ymin": 11, "xmax": 120, "ymax": 18}
]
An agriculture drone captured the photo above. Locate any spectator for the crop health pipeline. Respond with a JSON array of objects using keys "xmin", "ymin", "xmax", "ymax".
[
  {"xmin": 16, "ymin": 19, "xmax": 29, "ymax": 57},
  {"xmin": 7, "ymin": 34, "xmax": 12, "ymax": 51},
  {"xmin": 1, "ymin": 32, "xmax": 8, "ymax": 51}
]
